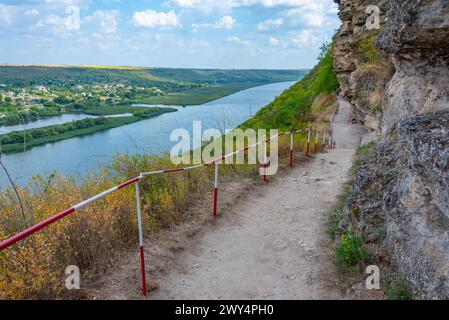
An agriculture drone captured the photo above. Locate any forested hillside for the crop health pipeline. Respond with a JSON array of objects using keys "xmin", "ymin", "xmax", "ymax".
[
  {"xmin": 240, "ymin": 45, "xmax": 338, "ymax": 131},
  {"xmin": 0, "ymin": 66, "xmax": 306, "ymax": 87}
]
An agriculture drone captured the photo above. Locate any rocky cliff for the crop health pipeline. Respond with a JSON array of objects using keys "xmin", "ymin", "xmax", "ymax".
[{"xmin": 332, "ymin": 0, "xmax": 449, "ymax": 298}]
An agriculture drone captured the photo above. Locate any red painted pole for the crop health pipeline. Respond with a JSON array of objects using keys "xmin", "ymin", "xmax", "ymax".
[
  {"xmin": 140, "ymin": 246, "xmax": 147, "ymax": 296},
  {"xmin": 314, "ymin": 130, "xmax": 319, "ymax": 156},
  {"xmin": 213, "ymin": 163, "xmax": 219, "ymax": 217}
]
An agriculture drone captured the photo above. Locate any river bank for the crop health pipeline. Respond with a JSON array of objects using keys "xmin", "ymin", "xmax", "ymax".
[
  {"xmin": 0, "ymin": 81, "xmax": 296, "ymax": 189},
  {"xmin": 0, "ymin": 107, "xmax": 177, "ymax": 154}
]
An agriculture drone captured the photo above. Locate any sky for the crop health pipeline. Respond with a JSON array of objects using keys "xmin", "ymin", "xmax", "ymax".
[{"xmin": 0, "ymin": 0, "xmax": 340, "ymax": 69}]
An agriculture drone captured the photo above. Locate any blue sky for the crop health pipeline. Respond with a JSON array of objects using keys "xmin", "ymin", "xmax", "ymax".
[{"xmin": 0, "ymin": 0, "xmax": 340, "ymax": 69}]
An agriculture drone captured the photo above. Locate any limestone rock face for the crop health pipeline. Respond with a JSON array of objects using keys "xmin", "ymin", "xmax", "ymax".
[
  {"xmin": 332, "ymin": 0, "xmax": 393, "ymax": 131},
  {"xmin": 333, "ymin": 0, "xmax": 449, "ymax": 133},
  {"xmin": 381, "ymin": 56, "xmax": 449, "ymax": 134},
  {"xmin": 378, "ymin": 0, "xmax": 449, "ymax": 55},
  {"xmin": 351, "ymin": 112, "xmax": 449, "ymax": 299},
  {"xmin": 379, "ymin": 0, "xmax": 449, "ymax": 134},
  {"xmin": 332, "ymin": 0, "xmax": 449, "ymax": 298}
]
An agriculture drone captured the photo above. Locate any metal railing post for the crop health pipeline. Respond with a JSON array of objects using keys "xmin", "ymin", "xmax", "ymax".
[{"xmin": 135, "ymin": 180, "xmax": 147, "ymax": 297}]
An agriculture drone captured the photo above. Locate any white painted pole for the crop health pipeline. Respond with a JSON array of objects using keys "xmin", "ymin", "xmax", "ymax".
[
  {"xmin": 306, "ymin": 128, "xmax": 311, "ymax": 157},
  {"xmin": 322, "ymin": 132, "xmax": 326, "ymax": 151},
  {"xmin": 263, "ymin": 142, "xmax": 268, "ymax": 181},
  {"xmin": 289, "ymin": 131, "xmax": 294, "ymax": 167},
  {"xmin": 135, "ymin": 181, "xmax": 147, "ymax": 296}
]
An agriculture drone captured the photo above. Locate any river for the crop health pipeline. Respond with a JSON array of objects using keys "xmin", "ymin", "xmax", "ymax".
[
  {"xmin": 0, "ymin": 81, "xmax": 295, "ymax": 189},
  {"xmin": 0, "ymin": 114, "xmax": 97, "ymax": 135}
]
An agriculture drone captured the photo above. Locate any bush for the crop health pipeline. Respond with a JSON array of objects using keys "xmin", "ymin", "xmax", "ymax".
[
  {"xmin": 357, "ymin": 35, "xmax": 382, "ymax": 64},
  {"xmin": 335, "ymin": 226, "xmax": 371, "ymax": 273},
  {"xmin": 387, "ymin": 277, "xmax": 413, "ymax": 300}
]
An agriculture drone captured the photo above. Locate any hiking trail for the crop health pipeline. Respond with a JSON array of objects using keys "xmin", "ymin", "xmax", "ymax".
[{"xmin": 90, "ymin": 97, "xmax": 366, "ymax": 300}]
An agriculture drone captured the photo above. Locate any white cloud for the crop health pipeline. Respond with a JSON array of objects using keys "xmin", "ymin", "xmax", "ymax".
[
  {"xmin": 24, "ymin": 9, "xmax": 40, "ymax": 17},
  {"xmin": 256, "ymin": 18, "xmax": 284, "ymax": 31},
  {"xmin": 267, "ymin": 36, "xmax": 279, "ymax": 46},
  {"xmin": 191, "ymin": 38, "xmax": 211, "ymax": 47},
  {"xmin": 266, "ymin": 36, "xmax": 288, "ymax": 48},
  {"xmin": 132, "ymin": 10, "xmax": 181, "ymax": 29},
  {"xmin": 226, "ymin": 35, "xmax": 254, "ymax": 48},
  {"xmin": 292, "ymin": 29, "xmax": 323, "ymax": 48},
  {"xmin": 0, "ymin": 4, "xmax": 16, "ymax": 26},
  {"xmin": 83, "ymin": 10, "xmax": 119, "ymax": 34},
  {"xmin": 284, "ymin": 1, "xmax": 338, "ymax": 27},
  {"xmin": 169, "ymin": 0, "xmax": 337, "ymax": 12},
  {"xmin": 192, "ymin": 15, "xmax": 236, "ymax": 31},
  {"xmin": 301, "ymin": 13, "xmax": 325, "ymax": 27},
  {"xmin": 169, "ymin": 0, "xmax": 234, "ymax": 13},
  {"xmin": 33, "ymin": 12, "xmax": 80, "ymax": 34},
  {"xmin": 214, "ymin": 15, "xmax": 236, "ymax": 29}
]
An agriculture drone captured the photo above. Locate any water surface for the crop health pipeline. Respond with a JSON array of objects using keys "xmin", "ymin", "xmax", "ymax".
[{"xmin": 0, "ymin": 81, "xmax": 295, "ymax": 188}]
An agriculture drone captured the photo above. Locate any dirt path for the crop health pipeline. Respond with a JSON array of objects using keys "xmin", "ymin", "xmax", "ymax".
[
  {"xmin": 145, "ymin": 98, "xmax": 365, "ymax": 300},
  {"xmin": 89, "ymin": 97, "xmax": 365, "ymax": 300}
]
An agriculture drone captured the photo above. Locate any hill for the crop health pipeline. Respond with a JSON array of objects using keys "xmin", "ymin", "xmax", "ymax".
[{"xmin": 0, "ymin": 66, "xmax": 306, "ymax": 87}]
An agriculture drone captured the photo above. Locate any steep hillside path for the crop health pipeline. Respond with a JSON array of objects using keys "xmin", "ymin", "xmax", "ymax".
[
  {"xmin": 145, "ymin": 97, "xmax": 366, "ymax": 299},
  {"xmin": 89, "ymin": 97, "xmax": 365, "ymax": 299}
]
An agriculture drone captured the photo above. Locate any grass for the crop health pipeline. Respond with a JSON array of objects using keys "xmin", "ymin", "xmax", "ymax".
[
  {"xmin": 368, "ymin": 104, "xmax": 382, "ymax": 114},
  {"xmin": 0, "ymin": 131, "xmax": 309, "ymax": 299},
  {"xmin": 240, "ymin": 45, "xmax": 338, "ymax": 131},
  {"xmin": 328, "ymin": 181, "xmax": 353, "ymax": 238},
  {"xmin": 335, "ymin": 226, "xmax": 372, "ymax": 275},
  {"xmin": 352, "ymin": 141, "xmax": 376, "ymax": 167},
  {"xmin": 79, "ymin": 104, "xmax": 147, "ymax": 116}
]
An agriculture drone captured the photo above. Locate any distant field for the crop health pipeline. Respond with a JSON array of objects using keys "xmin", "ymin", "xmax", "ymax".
[
  {"xmin": 0, "ymin": 66, "xmax": 307, "ymax": 87},
  {"xmin": 80, "ymin": 104, "xmax": 150, "ymax": 116},
  {"xmin": 133, "ymin": 82, "xmax": 263, "ymax": 105}
]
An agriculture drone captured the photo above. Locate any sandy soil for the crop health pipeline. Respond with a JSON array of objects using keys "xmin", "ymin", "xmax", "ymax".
[{"xmin": 89, "ymin": 97, "xmax": 366, "ymax": 300}]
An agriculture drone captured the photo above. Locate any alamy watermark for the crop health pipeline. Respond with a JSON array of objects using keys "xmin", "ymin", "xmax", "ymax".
[
  {"xmin": 365, "ymin": 265, "xmax": 380, "ymax": 290},
  {"xmin": 366, "ymin": 5, "xmax": 381, "ymax": 30},
  {"xmin": 170, "ymin": 121, "xmax": 279, "ymax": 176},
  {"xmin": 65, "ymin": 265, "xmax": 80, "ymax": 290}
]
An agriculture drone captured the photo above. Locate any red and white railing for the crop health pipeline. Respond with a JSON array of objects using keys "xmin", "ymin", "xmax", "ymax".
[{"xmin": 0, "ymin": 128, "xmax": 334, "ymax": 297}]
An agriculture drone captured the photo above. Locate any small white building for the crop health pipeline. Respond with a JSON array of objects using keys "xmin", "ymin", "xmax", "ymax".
[{"xmin": 34, "ymin": 86, "xmax": 47, "ymax": 92}]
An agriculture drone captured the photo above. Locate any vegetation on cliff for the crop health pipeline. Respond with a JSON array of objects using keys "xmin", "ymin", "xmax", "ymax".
[{"xmin": 241, "ymin": 44, "xmax": 338, "ymax": 131}]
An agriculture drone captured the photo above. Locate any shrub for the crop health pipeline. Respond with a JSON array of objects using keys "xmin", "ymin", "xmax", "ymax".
[
  {"xmin": 387, "ymin": 277, "xmax": 413, "ymax": 300},
  {"xmin": 357, "ymin": 35, "xmax": 382, "ymax": 64},
  {"xmin": 335, "ymin": 226, "xmax": 371, "ymax": 273}
]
